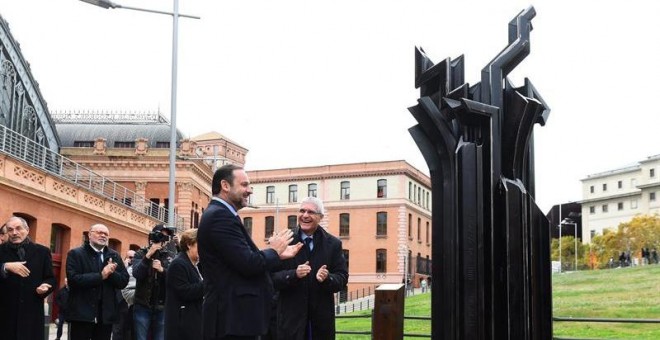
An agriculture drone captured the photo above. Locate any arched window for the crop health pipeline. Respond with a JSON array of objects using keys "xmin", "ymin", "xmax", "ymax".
[
  {"xmin": 376, "ymin": 249, "xmax": 387, "ymax": 273},
  {"xmin": 377, "ymin": 179, "xmax": 387, "ymax": 198},
  {"xmin": 266, "ymin": 186, "xmax": 275, "ymax": 204},
  {"xmin": 244, "ymin": 217, "xmax": 253, "ymax": 237},
  {"xmin": 288, "ymin": 185, "xmax": 298, "ymax": 203},
  {"xmin": 287, "ymin": 215, "xmax": 297, "ymax": 230},
  {"xmin": 308, "ymin": 183, "xmax": 318, "ymax": 197},
  {"xmin": 340, "ymin": 181, "xmax": 350, "ymax": 200},
  {"xmin": 339, "ymin": 213, "xmax": 350, "ymax": 237},
  {"xmin": 376, "ymin": 212, "xmax": 387, "ymax": 236},
  {"xmin": 265, "ymin": 216, "xmax": 274, "ymax": 239}
]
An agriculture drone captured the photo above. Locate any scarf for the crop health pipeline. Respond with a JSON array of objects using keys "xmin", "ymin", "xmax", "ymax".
[{"xmin": 8, "ymin": 237, "xmax": 31, "ymax": 261}]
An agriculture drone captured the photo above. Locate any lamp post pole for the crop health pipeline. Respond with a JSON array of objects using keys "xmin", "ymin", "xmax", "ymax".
[
  {"xmin": 574, "ymin": 222, "xmax": 578, "ymax": 271},
  {"xmin": 558, "ymin": 223, "xmax": 562, "ymax": 273},
  {"xmin": 79, "ymin": 0, "xmax": 199, "ymax": 229},
  {"xmin": 167, "ymin": 0, "xmax": 180, "ymax": 229},
  {"xmin": 561, "ymin": 219, "xmax": 578, "ymax": 271}
]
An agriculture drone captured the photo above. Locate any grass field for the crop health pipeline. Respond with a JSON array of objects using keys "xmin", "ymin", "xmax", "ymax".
[{"xmin": 336, "ymin": 265, "xmax": 660, "ymax": 339}]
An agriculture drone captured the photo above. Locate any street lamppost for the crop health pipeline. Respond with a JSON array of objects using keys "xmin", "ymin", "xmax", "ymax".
[
  {"xmin": 79, "ymin": 0, "xmax": 200, "ymax": 229},
  {"xmin": 558, "ymin": 222, "xmax": 562, "ymax": 273},
  {"xmin": 562, "ymin": 218, "xmax": 578, "ymax": 271}
]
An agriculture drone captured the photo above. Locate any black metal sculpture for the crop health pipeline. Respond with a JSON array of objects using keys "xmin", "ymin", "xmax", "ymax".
[{"xmin": 408, "ymin": 6, "xmax": 552, "ymax": 339}]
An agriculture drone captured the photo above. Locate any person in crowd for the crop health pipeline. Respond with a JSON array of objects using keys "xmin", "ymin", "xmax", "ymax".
[
  {"xmin": 652, "ymin": 248, "xmax": 658, "ymax": 264},
  {"xmin": 0, "ymin": 223, "xmax": 7, "ymax": 244},
  {"xmin": 271, "ymin": 197, "xmax": 348, "ymax": 340},
  {"xmin": 132, "ymin": 225, "xmax": 177, "ymax": 340},
  {"xmin": 198, "ymin": 164, "xmax": 303, "ymax": 340},
  {"xmin": 113, "ymin": 249, "xmax": 136, "ymax": 340},
  {"xmin": 0, "ymin": 216, "xmax": 57, "ymax": 340},
  {"xmin": 66, "ymin": 223, "xmax": 129, "ymax": 340},
  {"xmin": 421, "ymin": 278, "xmax": 428, "ymax": 293},
  {"xmin": 164, "ymin": 228, "xmax": 204, "ymax": 340},
  {"xmin": 55, "ymin": 278, "xmax": 70, "ymax": 340}
]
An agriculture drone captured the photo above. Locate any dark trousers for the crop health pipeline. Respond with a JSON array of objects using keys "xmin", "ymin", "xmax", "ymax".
[
  {"xmin": 112, "ymin": 302, "xmax": 134, "ymax": 340},
  {"xmin": 70, "ymin": 321, "xmax": 113, "ymax": 340}
]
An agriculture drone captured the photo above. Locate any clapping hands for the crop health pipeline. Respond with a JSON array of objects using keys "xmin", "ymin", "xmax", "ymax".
[
  {"xmin": 268, "ymin": 229, "xmax": 303, "ymax": 259},
  {"xmin": 101, "ymin": 258, "xmax": 117, "ymax": 279}
]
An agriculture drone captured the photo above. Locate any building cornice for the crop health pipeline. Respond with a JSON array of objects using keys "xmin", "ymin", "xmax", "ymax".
[
  {"xmin": 247, "ymin": 160, "xmax": 431, "ymax": 187},
  {"xmin": 579, "ymin": 191, "xmax": 641, "ymax": 204},
  {"xmin": 636, "ymin": 182, "xmax": 660, "ymax": 190}
]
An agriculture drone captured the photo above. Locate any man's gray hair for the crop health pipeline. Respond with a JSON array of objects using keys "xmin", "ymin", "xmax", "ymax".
[
  {"xmin": 301, "ymin": 196, "xmax": 325, "ymax": 215},
  {"xmin": 7, "ymin": 216, "xmax": 29, "ymax": 229}
]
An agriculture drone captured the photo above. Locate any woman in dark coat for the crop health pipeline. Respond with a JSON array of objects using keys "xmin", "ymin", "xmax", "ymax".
[{"xmin": 164, "ymin": 229, "xmax": 203, "ymax": 340}]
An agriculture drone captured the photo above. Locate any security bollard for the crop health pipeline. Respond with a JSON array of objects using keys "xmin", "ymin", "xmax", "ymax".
[{"xmin": 371, "ymin": 283, "xmax": 404, "ymax": 340}]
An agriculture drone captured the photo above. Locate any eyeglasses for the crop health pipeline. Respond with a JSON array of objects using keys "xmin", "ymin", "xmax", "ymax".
[
  {"xmin": 299, "ymin": 209, "xmax": 320, "ymax": 215},
  {"xmin": 91, "ymin": 230, "xmax": 109, "ymax": 237}
]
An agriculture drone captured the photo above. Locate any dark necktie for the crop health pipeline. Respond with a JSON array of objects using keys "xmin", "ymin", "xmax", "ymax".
[
  {"xmin": 304, "ymin": 238, "xmax": 313, "ymax": 252},
  {"xmin": 16, "ymin": 247, "xmax": 26, "ymax": 261},
  {"xmin": 98, "ymin": 252, "xmax": 104, "ymax": 270}
]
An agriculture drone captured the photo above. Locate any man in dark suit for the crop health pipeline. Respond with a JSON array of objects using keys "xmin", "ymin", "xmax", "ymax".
[
  {"xmin": 0, "ymin": 215, "xmax": 57, "ymax": 340},
  {"xmin": 198, "ymin": 164, "xmax": 303, "ymax": 340},
  {"xmin": 66, "ymin": 223, "xmax": 129, "ymax": 340},
  {"xmin": 271, "ymin": 197, "xmax": 349, "ymax": 340}
]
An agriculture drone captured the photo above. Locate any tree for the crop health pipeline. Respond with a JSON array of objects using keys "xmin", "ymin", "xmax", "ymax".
[{"xmin": 583, "ymin": 214, "xmax": 660, "ymax": 269}]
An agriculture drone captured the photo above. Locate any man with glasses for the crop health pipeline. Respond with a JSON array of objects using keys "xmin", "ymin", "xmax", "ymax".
[
  {"xmin": 271, "ymin": 197, "xmax": 349, "ymax": 340},
  {"xmin": 65, "ymin": 224, "xmax": 129, "ymax": 340},
  {"xmin": 0, "ymin": 215, "xmax": 57, "ymax": 340}
]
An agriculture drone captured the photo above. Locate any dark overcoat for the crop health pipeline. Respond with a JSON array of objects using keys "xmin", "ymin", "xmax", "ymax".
[
  {"xmin": 0, "ymin": 241, "xmax": 57, "ymax": 340},
  {"xmin": 198, "ymin": 199, "xmax": 281, "ymax": 339},
  {"xmin": 164, "ymin": 251, "xmax": 204, "ymax": 340},
  {"xmin": 65, "ymin": 243, "xmax": 129, "ymax": 324},
  {"xmin": 271, "ymin": 227, "xmax": 348, "ymax": 340}
]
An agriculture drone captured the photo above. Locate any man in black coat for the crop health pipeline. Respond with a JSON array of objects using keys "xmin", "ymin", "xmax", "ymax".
[
  {"xmin": 0, "ymin": 216, "xmax": 57, "ymax": 340},
  {"xmin": 66, "ymin": 223, "xmax": 129, "ymax": 340},
  {"xmin": 271, "ymin": 197, "xmax": 349, "ymax": 340},
  {"xmin": 198, "ymin": 164, "xmax": 303, "ymax": 340}
]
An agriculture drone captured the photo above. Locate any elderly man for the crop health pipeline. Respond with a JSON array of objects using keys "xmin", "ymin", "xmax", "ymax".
[
  {"xmin": 271, "ymin": 197, "xmax": 349, "ymax": 340},
  {"xmin": 0, "ymin": 216, "xmax": 57, "ymax": 340},
  {"xmin": 66, "ymin": 224, "xmax": 129, "ymax": 340}
]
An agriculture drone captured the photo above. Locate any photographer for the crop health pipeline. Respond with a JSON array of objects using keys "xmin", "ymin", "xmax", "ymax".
[{"xmin": 131, "ymin": 225, "xmax": 177, "ymax": 340}]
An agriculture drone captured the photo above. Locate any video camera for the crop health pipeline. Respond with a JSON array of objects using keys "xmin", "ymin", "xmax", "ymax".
[{"xmin": 148, "ymin": 226, "xmax": 177, "ymax": 244}]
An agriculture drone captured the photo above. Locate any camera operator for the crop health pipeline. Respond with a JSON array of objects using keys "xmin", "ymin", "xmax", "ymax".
[{"xmin": 131, "ymin": 224, "xmax": 177, "ymax": 340}]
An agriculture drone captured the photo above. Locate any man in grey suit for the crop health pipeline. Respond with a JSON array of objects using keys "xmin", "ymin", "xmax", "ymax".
[{"xmin": 198, "ymin": 164, "xmax": 302, "ymax": 340}]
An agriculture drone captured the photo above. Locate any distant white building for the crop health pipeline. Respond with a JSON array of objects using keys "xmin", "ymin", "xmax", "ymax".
[{"xmin": 580, "ymin": 154, "xmax": 660, "ymax": 243}]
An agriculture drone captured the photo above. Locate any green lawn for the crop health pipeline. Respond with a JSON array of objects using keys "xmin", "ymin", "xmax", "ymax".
[{"xmin": 336, "ymin": 265, "xmax": 660, "ymax": 339}]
